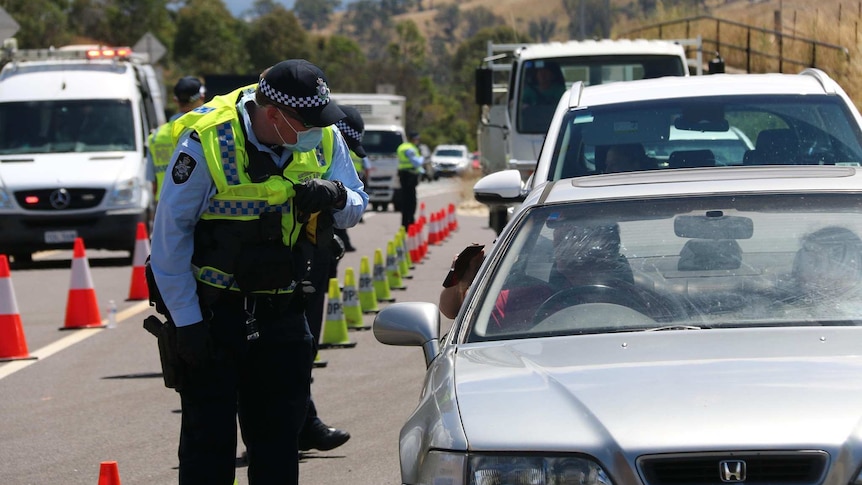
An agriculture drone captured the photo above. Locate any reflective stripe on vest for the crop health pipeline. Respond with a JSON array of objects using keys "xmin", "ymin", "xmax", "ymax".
[{"xmin": 194, "ymin": 265, "xmax": 297, "ymax": 294}]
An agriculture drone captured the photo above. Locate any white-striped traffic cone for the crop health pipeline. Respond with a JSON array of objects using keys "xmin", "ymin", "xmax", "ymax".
[
  {"xmin": 0, "ymin": 254, "xmax": 35, "ymax": 361},
  {"xmin": 61, "ymin": 238, "xmax": 104, "ymax": 330},
  {"xmin": 127, "ymin": 222, "xmax": 150, "ymax": 301}
]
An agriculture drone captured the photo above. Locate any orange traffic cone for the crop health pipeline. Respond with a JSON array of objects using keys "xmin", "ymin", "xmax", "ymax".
[
  {"xmin": 97, "ymin": 461, "xmax": 121, "ymax": 485},
  {"xmin": 127, "ymin": 222, "xmax": 150, "ymax": 301},
  {"xmin": 61, "ymin": 238, "xmax": 104, "ymax": 330},
  {"xmin": 0, "ymin": 255, "xmax": 36, "ymax": 362},
  {"xmin": 448, "ymin": 203, "xmax": 459, "ymax": 232},
  {"xmin": 428, "ymin": 212, "xmax": 440, "ymax": 246}
]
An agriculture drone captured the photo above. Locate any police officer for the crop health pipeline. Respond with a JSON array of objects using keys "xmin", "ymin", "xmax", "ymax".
[
  {"xmin": 295, "ymin": 104, "xmax": 373, "ymax": 454},
  {"xmin": 147, "ymin": 76, "xmax": 206, "ymax": 201},
  {"xmin": 397, "ymin": 131, "xmax": 424, "ymax": 228},
  {"xmin": 149, "ymin": 59, "xmax": 368, "ymax": 485},
  {"xmin": 333, "ymin": 105, "xmax": 369, "ymax": 251}
]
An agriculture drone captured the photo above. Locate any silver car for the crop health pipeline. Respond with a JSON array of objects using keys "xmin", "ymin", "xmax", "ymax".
[{"xmin": 376, "ymin": 166, "xmax": 862, "ymax": 485}]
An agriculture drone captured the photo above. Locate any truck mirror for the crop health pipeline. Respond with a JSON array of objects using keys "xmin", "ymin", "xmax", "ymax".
[
  {"xmin": 708, "ymin": 52, "xmax": 725, "ymax": 74},
  {"xmin": 475, "ymin": 67, "xmax": 493, "ymax": 106}
]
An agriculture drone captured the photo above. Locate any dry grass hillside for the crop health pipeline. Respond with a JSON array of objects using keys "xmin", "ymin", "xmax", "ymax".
[{"xmin": 382, "ymin": 0, "xmax": 862, "ymax": 107}]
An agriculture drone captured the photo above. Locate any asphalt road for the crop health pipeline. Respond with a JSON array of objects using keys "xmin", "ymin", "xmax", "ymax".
[{"xmin": 0, "ymin": 176, "xmax": 497, "ymax": 485}]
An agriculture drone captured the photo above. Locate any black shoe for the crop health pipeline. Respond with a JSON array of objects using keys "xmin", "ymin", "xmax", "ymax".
[
  {"xmin": 344, "ymin": 246, "xmax": 357, "ymax": 252},
  {"xmin": 298, "ymin": 419, "xmax": 351, "ymax": 451}
]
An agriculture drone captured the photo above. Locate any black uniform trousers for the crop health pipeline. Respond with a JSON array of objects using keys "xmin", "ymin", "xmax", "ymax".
[
  {"xmin": 398, "ymin": 169, "xmax": 419, "ymax": 229},
  {"xmin": 178, "ymin": 292, "xmax": 313, "ymax": 485},
  {"xmin": 301, "ymin": 240, "xmax": 339, "ymax": 428}
]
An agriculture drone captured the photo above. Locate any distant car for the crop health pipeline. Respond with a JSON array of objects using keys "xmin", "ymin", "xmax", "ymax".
[
  {"xmin": 430, "ymin": 144, "xmax": 471, "ymax": 176},
  {"xmin": 475, "ymin": 68, "xmax": 862, "ymax": 233},
  {"xmin": 376, "ymin": 165, "xmax": 862, "ymax": 485}
]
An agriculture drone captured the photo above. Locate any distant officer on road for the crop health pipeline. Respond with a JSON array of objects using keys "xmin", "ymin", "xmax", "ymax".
[
  {"xmin": 149, "ymin": 59, "xmax": 367, "ymax": 485},
  {"xmin": 147, "ymin": 76, "xmax": 206, "ymax": 201},
  {"xmin": 397, "ymin": 131, "xmax": 424, "ymax": 228}
]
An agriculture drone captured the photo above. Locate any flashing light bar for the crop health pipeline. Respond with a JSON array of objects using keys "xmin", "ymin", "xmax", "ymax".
[
  {"xmin": 10, "ymin": 45, "xmax": 135, "ymax": 62},
  {"xmin": 85, "ymin": 47, "xmax": 132, "ymax": 59}
]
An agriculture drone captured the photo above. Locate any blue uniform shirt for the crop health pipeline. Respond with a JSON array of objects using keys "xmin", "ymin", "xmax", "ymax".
[{"xmin": 150, "ymin": 90, "xmax": 368, "ymax": 327}]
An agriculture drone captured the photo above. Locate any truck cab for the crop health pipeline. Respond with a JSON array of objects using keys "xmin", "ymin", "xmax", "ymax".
[
  {"xmin": 0, "ymin": 44, "xmax": 166, "ymax": 263},
  {"xmin": 475, "ymin": 38, "xmax": 696, "ymax": 233}
]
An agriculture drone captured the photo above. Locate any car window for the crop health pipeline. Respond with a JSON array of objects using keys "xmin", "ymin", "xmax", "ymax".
[
  {"xmin": 546, "ymin": 94, "xmax": 862, "ymax": 180},
  {"xmin": 468, "ymin": 194, "xmax": 862, "ymax": 342}
]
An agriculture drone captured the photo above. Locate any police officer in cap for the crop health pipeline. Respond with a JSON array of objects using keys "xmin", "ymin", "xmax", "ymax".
[
  {"xmin": 149, "ymin": 59, "xmax": 368, "ymax": 485},
  {"xmin": 397, "ymin": 131, "xmax": 424, "ymax": 228},
  {"xmin": 147, "ymin": 76, "xmax": 207, "ymax": 201},
  {"xmin": 333, "ymin": 105, "xmax": 369, "ymax": 250}
]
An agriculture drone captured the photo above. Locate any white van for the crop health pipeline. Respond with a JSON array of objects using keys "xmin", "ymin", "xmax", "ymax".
[
  {"xmin": 330, "ymin": 93, "xmax": 406, "ymax": 212},
  {"xmin": 0, "ymin": 45, "xmax": 166, "ymax": 263}
]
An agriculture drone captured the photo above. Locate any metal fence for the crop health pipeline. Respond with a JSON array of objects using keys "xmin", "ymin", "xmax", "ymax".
[{"xmin": 620, "ymin": 15, "xmax": 850, "ymax": 75}]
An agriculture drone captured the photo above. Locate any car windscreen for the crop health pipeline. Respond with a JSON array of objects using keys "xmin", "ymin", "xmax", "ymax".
[
  {"xmin": 0, "ymin": 99, "xmax": 135, "ymax": 154},
  {"xmin": 434, "ymin": 149, "xmax": 465, "ymax": 157},
  {"xmin": 545, "ymin": 94, "xmax": 862, "ymax": 180},
  {"xmin": 361, "ymin": 130, "xmax": 403, "ymax": 155},
  {"xmin": 467, "ymin": 193, "xmax": 862, "ymax": 342},
  {"xmin": 517, "ymin": 55, "xmax": 687, "ymax": 134}
]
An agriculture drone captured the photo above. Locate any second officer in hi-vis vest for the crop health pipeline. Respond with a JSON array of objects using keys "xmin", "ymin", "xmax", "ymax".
[{"xmin": 149, "ymin": 59, "xmax": 367, "ymax": 485}]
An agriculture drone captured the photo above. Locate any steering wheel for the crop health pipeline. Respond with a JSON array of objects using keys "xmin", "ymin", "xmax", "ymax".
[{"xmin": 531, "ymin": 282, "xmax": 682, "ymax": 326}]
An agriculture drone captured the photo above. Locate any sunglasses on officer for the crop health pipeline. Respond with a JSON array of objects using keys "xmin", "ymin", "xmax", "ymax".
[{"xmin": 277, "ymin": 107, "xmax": 315, "ymax": 129}]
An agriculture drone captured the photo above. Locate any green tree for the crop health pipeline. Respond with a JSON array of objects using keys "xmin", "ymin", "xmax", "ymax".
[
  {"xmin": 244, "ymin": 5, "xmax": 311, "ymax": 73},
  {"xmin": 529, "ymin": 18, "xmax": 557, "ymax": 42},
  {"xmin": 312, "ymin": 34, "xmax": 371, "ymax": 93},
  {"xmin": 462, "ymin": 6, "xmax": 505, "ymax": 40},
  {"xmin": 173, "ymin": 0, "xmax": 249, "ymax": 75},
  {"xmin": 293, "ymin": 0, "xmax": 340, "ymax": 31},
  {"xmin": 340, "ymin": 0, "xmax": 394, "ymax": 60},
  {"xmin": 433, "ymin": 4, "xmax": 460, "ymax": 41},
  {"xmin": 564, "ymin": 0, "xmax": 611, "ymax": 39},
  {"xmin": 4, "ymin": 0, "xmax": 70, "ymax": 48}
]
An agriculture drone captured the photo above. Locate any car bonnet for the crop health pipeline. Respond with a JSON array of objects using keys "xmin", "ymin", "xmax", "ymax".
[{"xmin": 453, "ymin": 326, "xmax": 862, "ymax": 453}]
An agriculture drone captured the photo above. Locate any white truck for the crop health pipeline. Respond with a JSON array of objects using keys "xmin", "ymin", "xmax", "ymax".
[
  {"xmin": 330, "ymin": 93, "xmax": 406, "ymax": 212},
  {"xmin": 475, "ymin": 38, "xmax": 701, "ymax": 233},
  {"xmin": 0, "ymin": 44, "xmax": 166, "ymax": 263}
]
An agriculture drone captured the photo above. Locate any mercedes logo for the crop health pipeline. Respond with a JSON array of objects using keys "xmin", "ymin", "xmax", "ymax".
[{"xmin": 49, "ymin": 188, "xmax": 71, "ymax": 209}]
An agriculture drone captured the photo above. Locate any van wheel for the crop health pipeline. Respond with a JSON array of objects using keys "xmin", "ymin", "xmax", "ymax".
[{"xmin": 10, "ymin": 253, "xmax": 32, "ymax": 265}]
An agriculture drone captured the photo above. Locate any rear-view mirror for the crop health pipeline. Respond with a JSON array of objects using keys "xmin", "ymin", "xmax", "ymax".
[{"xmin": 674, "ymin": 213, "xmax": 753, "ymax": 239}]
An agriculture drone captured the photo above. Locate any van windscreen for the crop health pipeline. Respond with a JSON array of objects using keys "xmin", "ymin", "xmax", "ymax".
[{"xmin": 0, "ymin": 99, "xmax": 135, "ymax": 154}]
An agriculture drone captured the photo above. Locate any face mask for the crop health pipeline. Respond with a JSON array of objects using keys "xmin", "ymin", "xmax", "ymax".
[{"xmin": 277, "ymin": 110, "xmax": 323, "ymax": 153}]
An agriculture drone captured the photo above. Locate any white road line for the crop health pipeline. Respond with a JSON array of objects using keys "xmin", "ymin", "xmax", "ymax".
[{"xmin": 0, "ymin": 300, "xmax": 152, "ymax": 380}]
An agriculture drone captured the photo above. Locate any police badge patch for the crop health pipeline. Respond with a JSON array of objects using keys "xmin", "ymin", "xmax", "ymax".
[{"xmin": 172, "ymin": 152, "xmax": 197, "ymax": 184}]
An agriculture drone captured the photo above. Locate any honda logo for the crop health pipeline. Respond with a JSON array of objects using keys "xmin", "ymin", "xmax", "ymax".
[
  {"xmin": 719, "ymin": 460, "xmax": 746, "ymax": 482},
  {"xmin": 49, "ymin": 188, "xmax": 71, "ymax": 209}
]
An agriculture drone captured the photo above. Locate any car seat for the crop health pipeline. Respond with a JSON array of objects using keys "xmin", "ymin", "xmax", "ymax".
[
  {"xmin": 677, "ymin": 239, "xmax": 743, "ymax": 271},
  {"xmin": 668, "ymin": 149, "xmax": 716, "ymax": 168},
  {"xmin": 743, "ymin": 128, "xmax": 799, "ymax": 165}
]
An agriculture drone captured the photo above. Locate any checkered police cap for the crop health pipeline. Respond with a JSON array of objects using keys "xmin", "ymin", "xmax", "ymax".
[
  {"xmin": 259, "ymin": 59, "xmax": 345, "ymax": 127},
  {"xmin": 334, "ymin": 104, "xmax": 367, "ymax": 158}
]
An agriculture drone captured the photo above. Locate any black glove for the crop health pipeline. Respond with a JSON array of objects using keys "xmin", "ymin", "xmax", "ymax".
[
  {"xmin": 176, "ymin": 321, "xmax": 211, "ymax": 368},
  {"xmin": 293, "ymin": 179, "xmax": 347, "ymax": 217}
]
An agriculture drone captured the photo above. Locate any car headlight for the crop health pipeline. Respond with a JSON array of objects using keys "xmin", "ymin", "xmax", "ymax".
[
  {"xmin": 419, "ymin": 451, "xmax": 613, "ymax": 485},
  {"xmin": 107, "ymin": 177, "xmax": 142, "ymax": 207}
]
